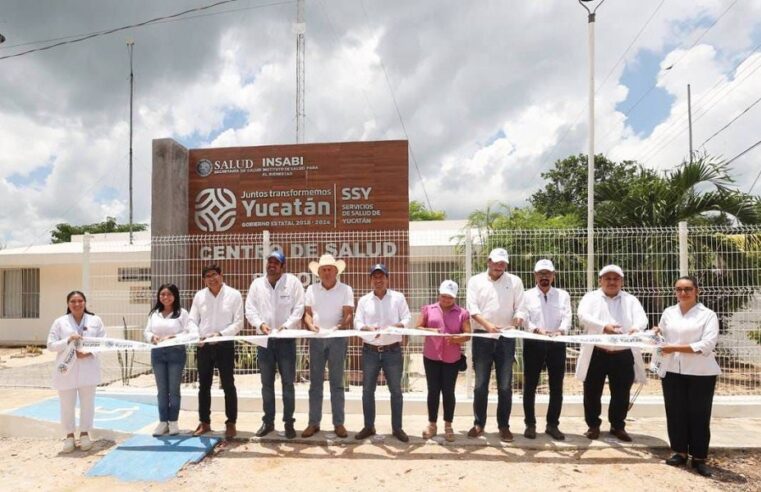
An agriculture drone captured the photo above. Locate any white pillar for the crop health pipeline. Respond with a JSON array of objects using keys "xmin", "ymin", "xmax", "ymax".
[
  {"xmin": 586, "ymin": 10, "xmax": 597, "ymax": 291},
  {"xmin": 262, "ymin": 230, "xmax": 271, "ymax": 275},
  {"xmin": 678, "ymin": 221, "xmax": 689, "ymax": 276},
  {"xmin": 82, "ymin": 233, "xmax": 91, "ymax": 294}
]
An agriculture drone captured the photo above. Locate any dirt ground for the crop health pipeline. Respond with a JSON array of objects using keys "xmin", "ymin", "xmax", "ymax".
[{"xmin": 2, "ymin": 436, "xmax": 759, "ymax": 492}]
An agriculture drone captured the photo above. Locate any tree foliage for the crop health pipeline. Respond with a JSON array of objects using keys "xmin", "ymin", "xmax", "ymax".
[
  {"xmin": 409, "ymin": 200, "xmax": 446, "ymax": 221},
  {"xmin": 463, "ymin": 155, "xmax": 761, "ymax": 336},
  {"xmin": 596, "ymin": 156, "xmax": 760, "ymax": 227},
  {"xmin": 51, "ymin": 217, "xmax": 148, "ymax": 243},
  {"xmin": 529, "ymin": 153, "xmax": 639, "ymax": 219}
]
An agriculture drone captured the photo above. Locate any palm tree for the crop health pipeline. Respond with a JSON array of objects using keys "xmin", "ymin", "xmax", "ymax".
[
  {"xmin": 595, "ymin": 156, "xmax": 760, "ymax": 227},
  {"xmin": 594, "ymin": 156, "xmax": 761, "ymax": 329}
]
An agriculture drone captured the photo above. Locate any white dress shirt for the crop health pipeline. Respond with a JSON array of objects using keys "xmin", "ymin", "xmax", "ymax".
[
  {"xmin": 577, "ymin": 289, "xmax": 648, "ymax": 351},
  {"xmin": 188, "ymin": 284, "xmax": 244, "ymax": 338},
  {"xmin": 354, "ymin": 289, "xmax": 411, "ymax": 346},
  {"xmin": 575, "ymin": 288, "xmax": 648, "ymax": 383},
  {"xmin": 144, "ymin": 308, "xmax": 191, "ymax": 342},
  {"xmin": 466, "ymin": 271, "xmax": 525, "ymax": 330},
  {"xmin": 245, "ymin": 273, "xmax": 305, "ymax": 333},
  {"xmin": 305, "ymin": 280, "xmax": 354, "ymax": 332},
  {"xmin": 47, "ymin": 313, "xmax": 106, "ymax": 390},
  {"xmin": 657, "ymin": 303, "xmax": 721, "ymax": 377},
  {"xmin": 517, "ymin": 286, "xmax": 572, "ymax": 334}
]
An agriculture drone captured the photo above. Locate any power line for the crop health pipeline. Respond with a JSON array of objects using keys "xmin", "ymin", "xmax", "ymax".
[
  {"xmin": 699, "ymin": 94, "xmax": 761, "ymax": 149},
  {"xmin": 633, "ymin": 53, "xmax": 761, "ymax": 164},
  {"xmin": 358, "ymin": 0, "xmax": 433, "ymax": 212},
  {"xmin": 548, "ymin": 0, "xmax": 666, "ymax": 159},
  {"xmin": 0, "ymin": 1, "xmax": 294, "ymax": 52},
  {"xmin": 725, "ymin": 138, "xmax": 761, "ymax": 195},
  {"xmin": 597, "ymin": 0, "xmax": 665, "ymax": 95},
  {"xmin": 726, "ymin": 138, "xmax": 761, "ymax": 167},
  {"xmin": 0, "ymin": 0, "xmax": 285, "ymax": 61},
  {"xmin": 617, "ymin": 0, "xmax": 739, "ymax": 119},
  {"xmin": 608, "ymin": 35, "xmax": 761, "ymax": 163}
]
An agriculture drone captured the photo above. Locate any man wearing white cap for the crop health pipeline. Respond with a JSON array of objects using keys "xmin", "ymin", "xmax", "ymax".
[
  {"xmin": 576, "ymin": 264, "xmax": 648, "ymax": 442},
  {"xmin": 245, "ymin": 250, "xmax": 305, "ymax": 439},
  {"xmin": 466, "ymin": 247, "xmax": 525, "ymax": 442},
  {"xmin": 516, "ymin": 259, "xmax": 572, "ymax": 441},
  {"xmin": 301, "ymin": 254, "xmax": 354, "ymax": 439}
]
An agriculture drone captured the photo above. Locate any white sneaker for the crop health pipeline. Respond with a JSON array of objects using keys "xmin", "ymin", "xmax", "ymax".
[
  {"xmin": 61, "ymin": 437, "xmax": 76, "ymax": 453},
  {"xmin": 153, "ymin": 421, "xmax": 169, "ymax": 436},
  {"xmin": 168, "ymin": 421, "xmax": 180, "ymax": 435},
  {"xmin": 79, "ymin": 434, "xmax": 93, "ymax": 451}
]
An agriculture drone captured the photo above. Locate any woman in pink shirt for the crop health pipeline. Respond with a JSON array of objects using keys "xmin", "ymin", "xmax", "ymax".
[{"xmin": 417, "ymin": 280, "xmax": 471, "ymax": 441}]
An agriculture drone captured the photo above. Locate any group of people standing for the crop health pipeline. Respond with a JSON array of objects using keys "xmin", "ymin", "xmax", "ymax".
[{"xmin": 46, "ymin": 247, "xmax": 721, "ymax": 476}]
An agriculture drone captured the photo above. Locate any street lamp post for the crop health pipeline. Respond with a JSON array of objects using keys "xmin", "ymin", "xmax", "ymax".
[{"xmin": 578, "ymin": 0, "xmax": 606, "ymax": 290}]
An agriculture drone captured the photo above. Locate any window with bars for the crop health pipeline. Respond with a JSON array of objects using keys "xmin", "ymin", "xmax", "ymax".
[
  {"xmin": 118, "ymin": 267, "xmax": 151, "ymax": 282},
  {"xmin": 1, "ymin": 268, "xmax": 40, "ymax": 319}
]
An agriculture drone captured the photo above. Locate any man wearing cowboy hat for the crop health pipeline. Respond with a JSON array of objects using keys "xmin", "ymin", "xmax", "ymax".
[
  {"xmin": 576, "ymin": 264, "xmax": 648, "ymax": 442},
  {"xmin": 301, "ymin": 254, "xmax": 354, "ymax": 439},
  {"xmin": 245, "ymin": 250, "xmax": 305, "ymax": 439}
]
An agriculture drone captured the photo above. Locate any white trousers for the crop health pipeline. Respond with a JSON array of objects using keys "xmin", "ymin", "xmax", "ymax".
[{"xmin": 58, "ymin": 385, "xmax": 96, "ymax": 435}]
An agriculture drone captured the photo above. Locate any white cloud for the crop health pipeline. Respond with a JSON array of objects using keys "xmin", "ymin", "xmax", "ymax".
[{"xmin": 1, "ymin": 0, "xmax": 760, "ymax": 246}]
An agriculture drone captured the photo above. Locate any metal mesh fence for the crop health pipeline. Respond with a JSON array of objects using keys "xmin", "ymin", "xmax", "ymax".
[{"xmin": 2, "ymin": 225, "xmax": 759, "ymax": 397}]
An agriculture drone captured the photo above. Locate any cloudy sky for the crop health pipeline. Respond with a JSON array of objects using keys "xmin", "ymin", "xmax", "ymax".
[{"xmin": 1, "ymin": 0, "xmax": 760, "ymax": 247}]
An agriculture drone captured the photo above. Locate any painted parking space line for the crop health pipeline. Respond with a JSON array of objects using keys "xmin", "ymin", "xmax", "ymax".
[
  {"xmin": 9, "ymin": 396, "xmax": 159, "ymax": 433},
  {"xmin": 87, "ymin": 435, "xmax": 220, "ymax": 482}
]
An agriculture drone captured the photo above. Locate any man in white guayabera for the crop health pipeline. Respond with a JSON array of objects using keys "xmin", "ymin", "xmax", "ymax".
[{"xmin": 576, "ymin": 264, "xmax": 648, "ymax": 443}]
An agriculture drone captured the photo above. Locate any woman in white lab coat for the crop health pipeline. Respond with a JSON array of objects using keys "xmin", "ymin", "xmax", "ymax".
[
  {"xmin": 46, "ymin": 291, "xmax": 105, "ymax": 453},
  {"xmin": 144, "ymin": 283, "xmax": 190, "ymax": 436},
  {"xmin": 656, "ymin": 276, "xmax": 721, "ymax": 477}
]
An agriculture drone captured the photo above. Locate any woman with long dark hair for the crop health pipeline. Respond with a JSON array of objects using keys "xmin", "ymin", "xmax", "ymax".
[
  {"xmin": 656, "ymin": 276, "xmax": 721, "ymax": 477},
  {"xmin": 47, "ymin": 291, "xmax": 105, "ymax": 453},
  {"xmin": 144, "ymin": 283, "xmax": 190, "ymax": 436}
]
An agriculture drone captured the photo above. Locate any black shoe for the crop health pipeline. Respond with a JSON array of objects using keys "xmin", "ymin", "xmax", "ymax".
[
  {"xmin": 354, "ymin": 427, "xmax": 376, "ymax": 440},
  {"xmin": 692, "ymin": 459, "xmax": 712, "ymax": 477},
  {"xmin": 524, "ymin": 426, "xmax": 536, "ymax": 439},
  {"xmin": 393, "ymin": 429, "xmax": 409, "ymax": 443},
  {"xmin": 666, "ymin": 454, "xmax": 687, "ymax": 467},
  {"xmin": 284, "ymin": 423, "xmax": 296, "ymax": 439},
  {"xmin": 255, "ymin": 422, "xmax": 275, "ymax": 438},
  {"xmin": 584, "ymin": 427, "xmax": 600, "ymax": 440},
  {"xmin": 545, "ymin": 426, "xmax": 566, "ymax": 441},
  {"xmin": 609, "ymin": 428, "xmax": 632, "ymax": 442}
]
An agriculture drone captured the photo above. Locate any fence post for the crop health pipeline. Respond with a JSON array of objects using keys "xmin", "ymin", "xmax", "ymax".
[
  {"xmin": 262, "ymin": 230, "xmax": 271, "ymax": 275},
  {"xmin": 82, "ymin": 233, "xmax": 91, "ymax": 295},
  {"xmin": 678, "ymin": 221, "xmax": 689, "ymax": 276},
  {"xmin": 463, "ymin": 228, "xmax": 473, "ymax": 397}
]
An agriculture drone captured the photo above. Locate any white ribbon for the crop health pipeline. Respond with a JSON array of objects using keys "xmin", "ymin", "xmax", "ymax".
[
  {"xmin": 57, "ymin": 340, "xmax": 80, "ymax": 374},
  {"xmin": 75, "ymin": 328, "xmax": 663, "ymax": 354}
]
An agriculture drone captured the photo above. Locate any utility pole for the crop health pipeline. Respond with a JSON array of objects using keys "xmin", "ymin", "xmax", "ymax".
[
  {"xmin": 578, "ymin": 0, "xmax": 607, "ymax": 290},
  {"xmin": 127, "ymin": 40, "xmax": 135, "ymax": 245},
  {"xmin": 295, "ymin": 0, "xmax": 306, "ymax": 143},
  {"xmin": 687, "ymin": 84, "xmax": 693, "ymax": 163}
]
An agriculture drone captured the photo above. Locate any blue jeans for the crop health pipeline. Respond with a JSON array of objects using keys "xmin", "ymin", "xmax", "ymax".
[
  {"xmin": 258, "ymin": 339, "xmax": 296, "ymax": 425},
  {"xmin": 472, "ymin": 336, "xmax": 515, "ymax": 429},
  {"xmin": 361, "ymin": 344, "xmax": 404, "ymax": 431},
  {"xmin": 151, "ymin": 345, "xmax": 187, "ymax": 422},
  {"xmin": 308, "ymin": 337, "xmax": 348, "ymax": 426}
]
